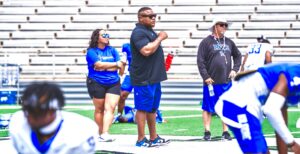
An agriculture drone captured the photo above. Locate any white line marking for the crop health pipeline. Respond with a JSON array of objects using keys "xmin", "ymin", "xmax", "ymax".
[
  {"xmin": 264, "ymin": 131, "xmax": 300, "ymax": 137},
  {"xmin": 164, "ymin": 115, "xmax": 202, "ymax": 119}
]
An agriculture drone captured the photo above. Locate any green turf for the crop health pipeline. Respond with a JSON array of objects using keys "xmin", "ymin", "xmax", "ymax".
[
  {"xmin": 0, "ymin": 109, "xmax": 19, "ymax": 114},
  {"xmin": 0, "ymin": 105, "xmax": 299, "ymax": 138}
]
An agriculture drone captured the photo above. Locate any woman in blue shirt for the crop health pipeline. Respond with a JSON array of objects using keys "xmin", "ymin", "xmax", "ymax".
[{"xmin": 86, "ymin": 29, "xmax": 124, "ymax": 142}]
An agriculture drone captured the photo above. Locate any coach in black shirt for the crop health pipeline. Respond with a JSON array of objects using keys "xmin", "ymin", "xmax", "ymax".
[
  {"xmin": 197, "ymin": 18, "xmax": 242, "ymax": 141},
  {"xmin": 130, "ymin": 7, "xmax": 169, "ymax": 147}
]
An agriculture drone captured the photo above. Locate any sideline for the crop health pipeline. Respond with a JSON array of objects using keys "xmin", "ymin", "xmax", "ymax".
[{"xmin": 0, "ymin": 135, "xmax": 296, "ymax": 154}]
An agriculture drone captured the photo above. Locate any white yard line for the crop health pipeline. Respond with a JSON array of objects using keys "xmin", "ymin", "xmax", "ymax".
[
  {"xmin": 265, "ymin": 131, "xmax": 300, "ymax": 137},
  {"xmin": 164, "ymin": 115, "xmax": 202, "ymax": 119}
]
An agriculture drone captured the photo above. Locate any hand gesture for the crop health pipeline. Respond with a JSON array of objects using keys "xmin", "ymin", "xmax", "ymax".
[{"xmin": 158, "ymin": 31, "xmax": 168, "ymax": 41}]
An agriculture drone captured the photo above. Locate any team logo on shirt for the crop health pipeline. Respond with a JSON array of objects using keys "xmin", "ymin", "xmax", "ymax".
[
  {"xmin": 98, "ymin": 56, "xmax": 114, "ymax": 62},
  {"xmin": 213, "ymin": 44, "xmax": 229, "ymax": 51}
]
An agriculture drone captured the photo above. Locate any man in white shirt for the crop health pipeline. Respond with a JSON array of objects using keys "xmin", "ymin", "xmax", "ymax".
[{"xmin": 9, "ymin": 82, "xmax": 98, "ymax": 154}]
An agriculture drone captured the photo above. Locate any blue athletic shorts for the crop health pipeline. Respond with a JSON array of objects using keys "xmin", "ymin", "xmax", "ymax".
[
  {"xmin": 222, "ymin": 100, "xmax": 268, "ymax": 153},
  {"xmin": 121, "ymin": 75, "xmax": 133, "ymax": 93},
  {"xmin": 133, "ymin": 83, "xmax": 161, "ymax": 113},
  {"xmin": 202, "ymin": 82, "xmax": 231, "ymax": 113}
]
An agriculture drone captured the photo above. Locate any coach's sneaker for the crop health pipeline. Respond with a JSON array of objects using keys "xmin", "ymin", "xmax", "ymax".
[
  {"xmin": 203, "ymin": 131, "xmax": 211, "ymax": 141},
  {"xmin": 150, "ymin": 135, "xmax": 170, "ymax": 146},
  {"xmin": 136, "ymin": 137, "xmax": 151, "ymax": 147},
  {"xmin": 99, "ymin": 133, "xmax": 116, "ymax": 142},
  {"xmin": 222, "ymin": 131, "xmax": 232, "ymax": 140}
]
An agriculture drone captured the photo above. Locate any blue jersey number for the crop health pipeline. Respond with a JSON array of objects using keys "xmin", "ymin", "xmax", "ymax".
[{"xmin": 248, "ymin": 44, "xmax": 262, "ymax": 54}]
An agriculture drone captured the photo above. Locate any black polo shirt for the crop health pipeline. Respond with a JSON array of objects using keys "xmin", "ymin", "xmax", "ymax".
[{"xmin": 130, "ymin": 23, "xmax": 167, "ymax": 86}]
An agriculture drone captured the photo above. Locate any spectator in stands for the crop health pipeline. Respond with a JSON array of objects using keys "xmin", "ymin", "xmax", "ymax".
[
  {"xmin": 86, "ymin": 29, "xmax": 125, "ymax": 142},
  {"xmin": 215, "ymin": 63, "xmax": 300, "ymax": 154},
  {"xmin": 9, "ymin": 82, "xmax": 98, "ymax": 154},
  {"xmin": 130, "ymin": 7, "xmax": 170, "ymax": 147},
  {"xmin": 241, "ymin": 35, "xmax": 273, "ymax": 72},
  {"xmin": 197, "ymin": 18, "xmax": 242, "ymax": 141}
]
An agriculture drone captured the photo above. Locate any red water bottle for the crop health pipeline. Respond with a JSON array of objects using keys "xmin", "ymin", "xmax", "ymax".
[{"xmin": 165, "ymin": 52, "xmax": 174, "ymax": 71}]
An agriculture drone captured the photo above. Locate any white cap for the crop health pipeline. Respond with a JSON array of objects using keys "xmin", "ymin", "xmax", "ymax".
[{"xmin": 208, "ymin": 18, "xmax": 231, "ymax": 32}]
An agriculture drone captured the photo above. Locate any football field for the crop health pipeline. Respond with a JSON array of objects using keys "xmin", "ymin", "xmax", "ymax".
[{"xmin": 0, "ymin": 105, "xmax": 299, "ymax": 153}]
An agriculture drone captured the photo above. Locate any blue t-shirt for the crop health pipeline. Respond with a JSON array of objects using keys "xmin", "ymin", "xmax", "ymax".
[
  {"xmin": 86, "ymin": 46, "xmax": 120, "ymax": 85},
  {"xmin": 258, "ymin": 63, "xmax": 300, "ymax": 105},
  {"xmin": 122, "ymin": 43, "xmax": 132, "ymax": 71}
]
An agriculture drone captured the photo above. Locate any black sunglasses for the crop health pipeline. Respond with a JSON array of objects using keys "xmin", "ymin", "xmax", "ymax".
[
  {"xmin": 140, "ymin": 14, "xmax": 157, "ymax": 19},
  {"xmin": 217, "ymin": 23, "xmax": 228, "ymax": 28}
]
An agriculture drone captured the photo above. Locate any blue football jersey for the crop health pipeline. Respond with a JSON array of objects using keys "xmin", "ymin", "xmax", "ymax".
[{"xmin": 257, "ymin": 63, "xmax": 300, "ymax": 105}]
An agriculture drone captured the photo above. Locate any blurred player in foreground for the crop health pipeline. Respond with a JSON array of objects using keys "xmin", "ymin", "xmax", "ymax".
[
  {"xmin": 215, "ymin": 63, "xmax": 300, "ymax": 154},
  {"xmin": 9, "ymin": 82, "xmax": 98, "ymax": 154},
  {"xmin": 241, "ymin": 35, "xmax": 273, "ymax": 72}
]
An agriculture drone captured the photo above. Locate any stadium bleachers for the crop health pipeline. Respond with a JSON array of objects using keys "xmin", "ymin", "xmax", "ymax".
[{"xmin": 1, "ymin": 0, "xmax": 300, "ymax": 104}]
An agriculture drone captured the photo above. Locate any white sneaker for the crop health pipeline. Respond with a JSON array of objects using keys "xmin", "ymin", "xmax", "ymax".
[{"xmin": 99, "ymin": 133, "xmax": 115, "ymax": 142}]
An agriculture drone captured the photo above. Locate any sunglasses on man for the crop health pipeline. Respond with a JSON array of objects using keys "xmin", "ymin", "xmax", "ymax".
[
  {"xmin": 101, "ymin": 33, "xmax": 110, "ymax": 38},
  {"xmin": 217, "ymin": 23, "xmax": 228, "ymax": 28},
  {"xmin": 140, "ymin": 14, "xmax": 157, "ymax": 19}
]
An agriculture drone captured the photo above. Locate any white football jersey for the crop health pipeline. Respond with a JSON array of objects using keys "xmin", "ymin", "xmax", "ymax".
[
  {"xmin": 244, "ymin": 43, "xmax": 273, "ymax": 71},
  {"xmin": 9, "ymin": 111, "xmax": 98, "ymax": 154}
]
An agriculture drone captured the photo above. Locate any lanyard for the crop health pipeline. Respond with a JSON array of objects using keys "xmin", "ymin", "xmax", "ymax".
[{"xmin": 213, "ymin": 36, "xmax": 228, "ymax": 64}]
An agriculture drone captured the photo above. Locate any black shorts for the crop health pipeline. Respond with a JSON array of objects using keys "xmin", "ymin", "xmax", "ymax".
[{"xmin": 86, "ymin": 77, "xmax": 120, "ymax": 99}]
